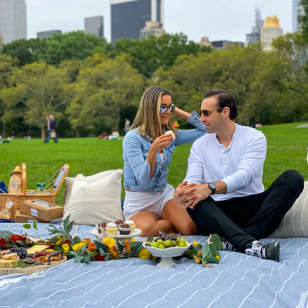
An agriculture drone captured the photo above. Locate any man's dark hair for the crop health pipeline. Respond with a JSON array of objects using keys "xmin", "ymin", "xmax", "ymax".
[{"xmin": 204, "ymin": 89, "xmax": 237, "ymax": 120}]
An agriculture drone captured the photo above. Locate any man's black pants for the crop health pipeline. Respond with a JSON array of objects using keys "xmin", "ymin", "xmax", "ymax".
[{"xmin": 187, "ymin": 170, "xmax": 304, "ymax": 251}]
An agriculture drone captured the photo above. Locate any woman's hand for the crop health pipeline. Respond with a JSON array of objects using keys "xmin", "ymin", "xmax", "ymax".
[
  {"xmin": 147, "ymin": 134, "xmax": 173, "ymax": 179},
  {"xmin": 173, "ymin": 107, "xmax": 192, "ymax": 120},
  {"xmin": 149, "ymin": 134, "xmax": 173, "ymax": 154}
]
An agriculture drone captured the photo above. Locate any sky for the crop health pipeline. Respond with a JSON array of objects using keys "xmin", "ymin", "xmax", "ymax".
[{"xmin": 27, "ymin": 0, "xmax": 293, "ymax": 43}]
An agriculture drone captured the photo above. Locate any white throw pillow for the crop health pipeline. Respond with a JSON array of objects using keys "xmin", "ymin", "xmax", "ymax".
[
  {"xmin": 64, "ymin": 169, "xmax": 123, "ymax": 225},
  {"xmin": 269, "ymin": 181, "xmax": 308, "ymax": 238}
]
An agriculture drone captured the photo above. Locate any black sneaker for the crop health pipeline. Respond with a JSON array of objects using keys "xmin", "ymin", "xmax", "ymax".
[
  {"xmin": 245, "ymin": 241, "xmax": 280, "ymax": 262},
  {"xmin": 222, "ymin": 240, "xmax": 238, "ymax": 252}
]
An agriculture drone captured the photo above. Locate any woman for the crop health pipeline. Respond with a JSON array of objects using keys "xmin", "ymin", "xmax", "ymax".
[{"xmin": 122, "ymin": 86, "xmax": 206, "ymax": 236}]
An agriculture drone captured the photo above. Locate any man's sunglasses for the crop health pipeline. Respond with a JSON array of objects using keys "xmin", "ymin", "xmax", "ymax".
[
  {"xmin": 200, "ymin": 107, "xmax": 223, "ymax": 117},
  {"xmin": 160, "ymin": 104, "xmax": 175, "ymax": 113}
]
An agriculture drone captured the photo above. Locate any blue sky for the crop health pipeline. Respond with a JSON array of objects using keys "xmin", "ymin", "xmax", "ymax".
[{"xmin": 27, "ymin": 0, "xmax": 292, "ymax": 42}]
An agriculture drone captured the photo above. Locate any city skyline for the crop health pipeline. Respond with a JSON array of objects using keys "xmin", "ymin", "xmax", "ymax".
[
  {"xmin": 25, "ymin": 0, "xmax": 292, "ymax": 43},
  {"xmin": 0, "ymin": 0, "xmax": 27, "ymax": 44}
]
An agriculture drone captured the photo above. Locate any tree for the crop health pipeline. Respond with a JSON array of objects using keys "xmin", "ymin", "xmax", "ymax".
[
  {"xmin": 43, "ymin": 31, "xmax": 109, "ymax": 65},
  {"xmin": 0, "ymin": 61, "xmax": 69, "ymax": 138},
  {"xmin": 100, "ymin": 33, "xmax": 212, "ymax": 78},
  {"xmin": 0, "ymin": 54, "xmax": 18, "ymax": 135},
  {"xmin": 67, "ymin": 54, "xmax": 145, "ymax": 136},
  {"xmin": 1, "ymin": 38, "xmax": 46, "ymax": 66},
  {"xmin": 299, "ymin": 0, "xmax": 308, "ymax": 42}
]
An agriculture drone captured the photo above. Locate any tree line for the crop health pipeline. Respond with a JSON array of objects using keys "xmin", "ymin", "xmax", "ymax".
[{"xmin": 0, "ymin": 10, "xmax": 307, "ymax": 138}]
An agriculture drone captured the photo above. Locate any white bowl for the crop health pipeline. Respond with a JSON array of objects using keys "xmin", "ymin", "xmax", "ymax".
[{"xmin": 142, "ymin": 242, "xmax": 191, "ymax": 258}]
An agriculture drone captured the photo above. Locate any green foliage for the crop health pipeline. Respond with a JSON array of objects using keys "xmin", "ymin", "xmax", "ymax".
[
  {"xmin": 47, "ymin": 215, "xmax": 74, "ymax": 241},
  {"xmin": 43, "ymin": 31, "xmax": 108, "ymax": 65},
  {"xmin": 0, "ymin": 32, "xmax": 307, "ymax": 136},
  {"xmin": 0, "ymin": 231, "xmax": 13, "ymax": 239},
  {"xmin": 299, "ymin": 0, "xmax": 308, "ymax": 42},
  {"xmin": 67, "ymin": 53, "xmax": 145, "ymax": 133},
  {"xmin": 1, "ymin": 38, "xmax": 46, "ymax": 66},
  {"xmin": 106, "ymin": 33, "xmax": 212, "ymax": 78}
]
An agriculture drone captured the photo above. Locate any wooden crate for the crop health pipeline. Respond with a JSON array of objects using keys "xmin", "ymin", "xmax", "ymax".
[{"xmin": 0, "ymin": 163, "xmax": 69, "ymax": 220}]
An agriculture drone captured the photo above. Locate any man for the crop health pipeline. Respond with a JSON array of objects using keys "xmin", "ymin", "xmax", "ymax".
[
  {"xmin": 175, "ymin": 89, "xmax": 304, "ymax": 262},
  {"xmin": 44, "ymin": 114, "xmax": 58, "ymax": 143}
]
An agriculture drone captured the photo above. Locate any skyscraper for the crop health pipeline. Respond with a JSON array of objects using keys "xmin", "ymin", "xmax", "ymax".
[
  {"xmin": 293, "ymin": 0, "xmax": 305, "ymax": 32},
  {"xmin": 37, "ymin": 30, "xmax": 62, "ymax": 39},
  {"xmin": 0, "ymin": 0, "xmax": 27, "ymax": 44},
  {"xmin": 111, "ymin": 0, "xmax": 164, "ymax": 43},
  {"xmin": 261, "ymin": 16, "xmax": 283, "ymax": 51},
  {"xmin": 85, "ymin": 16, "xmax": 104, "ymax": 38},
  {"xmin": 246, "ymin": 8, "xmax": 264, "ymax": 45},
  {"xmin": 140, "ymin": 21, "xmax": 164, "ymax": 39}
]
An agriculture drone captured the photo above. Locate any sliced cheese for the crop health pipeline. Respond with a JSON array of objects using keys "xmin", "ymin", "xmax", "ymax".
[
  {"xmin": 27, "ymin": 245, "xmax": 49, "ymax": 254},
  {"xmin": 0, "ymin": 256, "xmax": 20, "ymax": 268},
  {"xmin": 2, "ymin": 253, "xmax": 18, "ymax": 260}
]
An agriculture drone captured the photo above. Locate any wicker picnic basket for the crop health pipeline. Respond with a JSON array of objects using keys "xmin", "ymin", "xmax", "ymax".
[{"xmin": 0, "ymin": 163, "xmax": 69, "ymax": 220}]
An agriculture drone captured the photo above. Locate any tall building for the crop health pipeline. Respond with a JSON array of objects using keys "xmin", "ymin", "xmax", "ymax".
[
  {"xmin": 84, "ymin": 16, "xmax": 104, "ymax": 37},
  {"xmin": 111, "ymin": 0, "xmax": 164, "ymax": 43},
  {"xmin": 261, "ymin": 16, "xmax": 283, "ymax": 51},
  {"xmin": 0, "ymin": 0, "xmax": 27, "ymax": 44},
  {"xmin": 200, "ymin": 36, "xmax": 212, "ymax": 47},
  {"xmin": 37, "ymin": 30, "xmax": 62, "ymax": 39},
  {"xmin": 140, "ymin": 21, "xmax": 164, "ymax": 39},
  {"xmin": 246, "ymin": 8, "xmax": 264, "ymax": 45},
  {"xmin": 293, "ymin": 0, "xmax": 305, "ymax": 32},
  {"xmin": 211, "ymin": 40, "xmax": 244, "ymax": 49}
]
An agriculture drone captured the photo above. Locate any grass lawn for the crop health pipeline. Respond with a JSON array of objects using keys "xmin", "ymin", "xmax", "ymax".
[{"xmin": 0, "ymin": 122, "xmax": 307, "ymax": 205}]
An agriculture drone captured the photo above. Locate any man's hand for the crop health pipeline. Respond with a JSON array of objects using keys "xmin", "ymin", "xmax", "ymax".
[
  {"xmin": 189, "ymin": 184, "xmax": 212, "ymax": 208},
  {"xmin": 175, "ymin": 182, "xmax": 212, "ymax": 209}
]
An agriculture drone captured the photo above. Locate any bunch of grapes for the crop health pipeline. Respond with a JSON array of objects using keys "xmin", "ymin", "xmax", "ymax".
[
  {"xmin": 10, "ymin": 246, "xmax": 27, "ymax": 259},
  {"xmin": 146, "ymin": 232, "xmax": 188, "ymax": 249}
]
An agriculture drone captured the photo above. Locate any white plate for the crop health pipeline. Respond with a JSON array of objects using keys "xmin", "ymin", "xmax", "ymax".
[
  {"xmin": 90, "ymin": 228, "xmax": 142, "ymax": 240},
  {"xmin": 142, "ymin": 242, "xmax": 191, "ymax": 258}
]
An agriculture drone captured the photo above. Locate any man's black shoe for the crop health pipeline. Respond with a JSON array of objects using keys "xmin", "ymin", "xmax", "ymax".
[{"xmin": 245, "ymin": 241, "xmax": 280, "ymax": 262}]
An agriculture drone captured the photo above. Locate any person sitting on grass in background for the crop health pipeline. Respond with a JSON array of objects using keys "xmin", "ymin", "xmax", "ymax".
[
  {"xmin": 174, "ymin": 89, "xmax": 304, "ymax": 262},
  {"xmin": 122, "ymin": 86, "xmax": 207, "ymax": 237}
]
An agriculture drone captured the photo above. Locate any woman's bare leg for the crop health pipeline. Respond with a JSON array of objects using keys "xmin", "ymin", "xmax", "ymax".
[
  {"xmin": 161, "ymin": 199, "xmax": 197, "ymax": 235},
  {"xmin": 130, "ymin": 211, "xmax": 173, "ymax": 237}
]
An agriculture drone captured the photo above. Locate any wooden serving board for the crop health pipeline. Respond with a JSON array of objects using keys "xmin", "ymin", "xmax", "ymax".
[{"xmin": 0, "ymin": 257, "xmax": 67, "ymax": 275}]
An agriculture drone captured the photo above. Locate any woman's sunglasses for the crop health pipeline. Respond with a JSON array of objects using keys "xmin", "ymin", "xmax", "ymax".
[{"xmin": 160, "ymin": 104, "xmax": 175, "ymax": 113}]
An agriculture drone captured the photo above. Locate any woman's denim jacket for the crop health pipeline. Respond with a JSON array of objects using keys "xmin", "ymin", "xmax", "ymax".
[{"xmin": 123, "ymin": 112, "xmax": 206, "ymax": 192}]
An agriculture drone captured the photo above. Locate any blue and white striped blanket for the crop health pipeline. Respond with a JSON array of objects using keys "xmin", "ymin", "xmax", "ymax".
[{"xmin": 0, "ymin": 223, "xmax": 308, "ymax": 308}]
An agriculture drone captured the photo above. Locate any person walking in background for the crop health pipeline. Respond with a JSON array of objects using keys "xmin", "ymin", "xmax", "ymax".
[
  {"xmin": 44, "ymin": 114, "xmax": 58, "ymax": 143},
  {"xmin": 124, "ymin": 118, "xmax": 130, "ymax": 135},
  {"xmin": 122, "ymin": 86, "xmax": 207, "ymax": 237}
]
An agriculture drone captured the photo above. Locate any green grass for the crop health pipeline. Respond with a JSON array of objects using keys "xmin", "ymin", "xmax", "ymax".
[{"xmin": 0, "ymin": 122, "xmax": 307, "ymax": 205}]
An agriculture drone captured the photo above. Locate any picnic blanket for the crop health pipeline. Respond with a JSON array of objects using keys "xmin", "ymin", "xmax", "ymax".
[{"xmin": 1, "ymin": 223, "xmax": 308, "ymax": 308}]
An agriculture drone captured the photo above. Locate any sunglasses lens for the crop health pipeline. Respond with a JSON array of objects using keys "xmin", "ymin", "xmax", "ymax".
[
  {"xmin": 160, "ymin": 105, "xmax": 174, "ymax": 113},
  {"xmin": 200, "ymin": 110, "xmax": 210, "ymax": 116}
]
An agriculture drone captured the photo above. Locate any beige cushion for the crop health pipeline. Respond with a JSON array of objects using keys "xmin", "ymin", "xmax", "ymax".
[
  {"xmin": 64, "ymin": 169, "xmax": 123, "ymax": 225},
  {"xmin": 269, "ymin": 181, "xmax": 308, "ymax": 238}
]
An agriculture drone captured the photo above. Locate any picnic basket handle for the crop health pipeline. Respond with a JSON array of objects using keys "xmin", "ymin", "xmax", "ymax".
[
  {"xmin": 52, "ymin": 164, "xmax": 70, "ymax": 194},
  {"xmin": 21, "ymin": 163, "xmax": 27, "ymax": 196}
]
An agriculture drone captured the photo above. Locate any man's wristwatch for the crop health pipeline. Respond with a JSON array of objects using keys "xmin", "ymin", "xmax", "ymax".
[{"xmin": 208, "ymin": 182, "xmax": 216, "ymax": 195}]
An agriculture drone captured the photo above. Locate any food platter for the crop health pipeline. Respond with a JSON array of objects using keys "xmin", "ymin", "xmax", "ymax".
[
  {"xmin": 0, "ymin": 257, "xmax": 67, "ymax": 275},
  {"xmin": 90, "ymin": 228, "xmax": 142, "ymax": 240}
]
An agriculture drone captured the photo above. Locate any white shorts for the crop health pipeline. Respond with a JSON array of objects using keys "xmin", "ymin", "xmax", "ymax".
[{"xmin": 123, "ymin": 184, "xmax": 175, "ymax": 220}]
